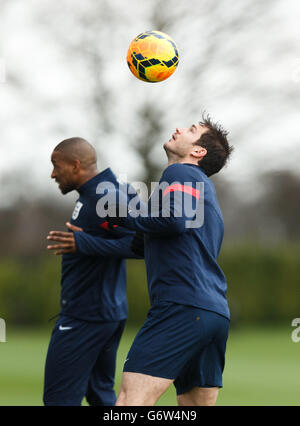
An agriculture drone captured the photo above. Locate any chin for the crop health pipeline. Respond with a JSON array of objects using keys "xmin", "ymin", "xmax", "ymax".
[
  {"xmin": 163, "ymin": 141, "xmax": 172, "ymax": 151},
  {"xmin": 62, "ymin": 188, "xmax": 74, "ymax": 195},
  {"xmin": 165, "ymin": 142, "xmax": 178, "ymax": 156},
  {"xmin": 59, "ymin": 184, "xmax": 73, "ymax": 195}
]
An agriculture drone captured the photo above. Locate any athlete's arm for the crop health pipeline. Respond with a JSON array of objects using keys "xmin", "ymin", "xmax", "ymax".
[
  {"xmin": 120, "ymin": 200, "xmax": 187, "ymax": 235},
  {"xmin": 107, "ymin": 165, "xmax": 202, "ymax": 236},
  {"xmin": 74, "ymin": 231, "xmax": 141, "ymax": 259},
  {"xmin": 47, "ymin": 222, "xmax": 141, "ymax": 258}
]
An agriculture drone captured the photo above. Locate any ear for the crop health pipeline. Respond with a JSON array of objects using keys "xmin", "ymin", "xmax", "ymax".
[
  {"xmin": 191, "ymin": 146, "xmax": 207, "ymax": 160},
  {"xmin": 73, "ymin": 159, "xmax": 81, "ymax": 173}
]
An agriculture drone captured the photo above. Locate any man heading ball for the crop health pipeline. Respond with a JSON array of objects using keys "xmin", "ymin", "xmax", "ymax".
[{"xmin": 108, "ymin": 114, "xmax": 233, "ymax": 406}]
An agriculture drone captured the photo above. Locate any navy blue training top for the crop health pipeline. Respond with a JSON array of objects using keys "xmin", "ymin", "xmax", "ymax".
[
  {"xmin": 123, "ymin": 163, "xmax": 230, "ymax": 320},
  {"xmin": 60, "ymin": 168, "xmax": 137, "ymax": 322}
]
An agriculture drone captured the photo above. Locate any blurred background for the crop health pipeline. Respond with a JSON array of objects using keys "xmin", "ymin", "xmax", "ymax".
[{"xmin": 0, "ymin": 0, "xmax": 300, "ymax": 406}]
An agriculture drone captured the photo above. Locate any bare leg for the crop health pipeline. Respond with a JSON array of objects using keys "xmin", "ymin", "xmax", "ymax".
[
  {"xmin": 116, "ymin": 372, "xmax": 173, "ymax": 406},
  {"xmin": 177, "ymin": 387, "xmax": 219, "ymax": 406}
]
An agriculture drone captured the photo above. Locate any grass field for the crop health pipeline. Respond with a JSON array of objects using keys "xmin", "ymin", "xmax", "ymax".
[{"xmin": 0, "ymin": 324, "xmax": 299, "ymax": 406}]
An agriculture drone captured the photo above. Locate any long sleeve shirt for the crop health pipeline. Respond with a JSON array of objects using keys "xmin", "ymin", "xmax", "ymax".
[
  {"xmin": 60, "ymin": 168, "xmax": 137, "ymax": 322},
  {"xmin": 119, "ymin": 163, "xmax": 230, "ymax": 320}
]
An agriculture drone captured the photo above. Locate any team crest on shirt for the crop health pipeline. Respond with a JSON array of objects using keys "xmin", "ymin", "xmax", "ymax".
[{"xmin": 72, "ymin": 201, "xmax": 83, "ymax": 220}]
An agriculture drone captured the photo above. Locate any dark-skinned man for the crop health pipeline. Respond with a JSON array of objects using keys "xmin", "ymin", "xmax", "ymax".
[{"xmin": 44, "ymin": 137, "xmax": 139, "ymax": 406}]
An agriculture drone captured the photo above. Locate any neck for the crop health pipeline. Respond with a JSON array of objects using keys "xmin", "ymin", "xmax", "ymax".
[
  {"xmin": 166, "ymin": 154, "xmax": 198, "ymax": 168},
  {"xmin": 166, "ymin": 151, "xmax": 179, "ymax": 166},
  {"xmin": 76, "ymin": 167, "xmax": 99, "ymax": 189}
]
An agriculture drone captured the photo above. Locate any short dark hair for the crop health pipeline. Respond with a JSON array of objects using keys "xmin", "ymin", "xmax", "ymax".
[
  {"xmin": 194, "ymin": 113, "xmax": 233, "ymax": 177},
  {"xmin": 53, "ymin": 137, "xmax": 97, "ymax": 168}
]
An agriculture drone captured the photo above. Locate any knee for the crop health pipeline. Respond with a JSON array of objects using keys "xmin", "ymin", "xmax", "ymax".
[{"xmin": 177, "ymin": 387, "xmax": 219, "ymax": 406}]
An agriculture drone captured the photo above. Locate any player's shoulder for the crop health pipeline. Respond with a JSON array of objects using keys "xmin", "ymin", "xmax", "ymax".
[{"xmin": 162, "ymin": 163, "xmax": 207, "ymax": 182}]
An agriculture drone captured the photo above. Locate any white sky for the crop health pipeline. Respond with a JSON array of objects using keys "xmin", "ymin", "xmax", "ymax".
[{"xmin": 0, "ymin": 0, "xmax": 299, "ymax": 205}]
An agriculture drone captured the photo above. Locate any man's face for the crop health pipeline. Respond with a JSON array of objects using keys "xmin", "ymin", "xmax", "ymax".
[
  {"xmin": 163, "ymin": 124, "xmax": 208, "ymax": 159},
  {"xmin": 51, "ymin": 150, "xmax": 77, "ymax": 194}
]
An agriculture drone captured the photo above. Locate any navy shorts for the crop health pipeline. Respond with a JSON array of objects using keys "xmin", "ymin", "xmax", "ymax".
[
  {"xmin": 123, "ymin": 302, "xmax": 229, "ymax": 395},
  {"xmin": 43, "ymin": 315, "xmax": 126, "ymax": 406}
]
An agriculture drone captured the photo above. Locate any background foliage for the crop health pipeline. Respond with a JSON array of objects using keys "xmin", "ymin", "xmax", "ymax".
[{"xmin": 1, "ymin": 244, "xmax": 299, "ymax": 326}]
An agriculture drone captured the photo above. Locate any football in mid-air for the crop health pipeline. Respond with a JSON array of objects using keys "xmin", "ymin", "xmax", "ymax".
[{"xmin": 126, "ymin": 30, "xmax": 179, "ymax": 83}]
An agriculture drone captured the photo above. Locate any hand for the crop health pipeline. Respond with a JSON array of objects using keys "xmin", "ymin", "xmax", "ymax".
[
  {"xmin": 46, "ymin": 222, "xmax": 83, "ymax": 255},
  {"xmin": 130, "ymin": 231, "xmax": 144, "ymax": 257}
]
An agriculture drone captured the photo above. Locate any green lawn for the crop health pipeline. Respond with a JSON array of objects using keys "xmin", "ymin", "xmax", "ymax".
[{"xmin": 0, "ymin": 324, "xmax": 299, "ymax": 406}]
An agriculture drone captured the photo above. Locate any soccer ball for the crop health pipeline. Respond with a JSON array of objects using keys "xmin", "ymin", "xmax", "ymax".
[{"xmin": 126, "ymin": 30, "xmax": 179, "ymax": 83}]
